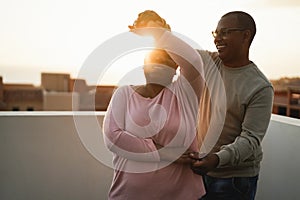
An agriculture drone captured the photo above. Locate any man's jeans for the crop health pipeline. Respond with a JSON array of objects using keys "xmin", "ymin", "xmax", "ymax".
[{"xmin": 200, "ymin": 175, "xmax": 259, "ymax": 200}]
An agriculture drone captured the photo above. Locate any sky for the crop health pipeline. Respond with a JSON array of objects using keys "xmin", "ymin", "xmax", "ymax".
[{"xmin": 0, "ymin": 0, "xmax": 300, "ymax": 86}]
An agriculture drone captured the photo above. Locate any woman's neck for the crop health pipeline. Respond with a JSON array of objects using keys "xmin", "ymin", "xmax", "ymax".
[{"xmin": 135, "ymin": 84, "xmax": 165, "ymax": 98}]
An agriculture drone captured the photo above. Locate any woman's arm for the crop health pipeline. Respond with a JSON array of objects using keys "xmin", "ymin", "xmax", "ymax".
[
  {"xmin": 131, "ymin": 27, "xmax": 204, "ymax": 96},
  {"xmin": 155, "ymin": 29, "xmax": 205, "ymax": 99},
  {"xmin": 103, "ymin": 86, "xmax": 160, "ymax": 162},
  {"xmin": 103, "ymin": 86, "xmax": 195, "ymax": 164}
]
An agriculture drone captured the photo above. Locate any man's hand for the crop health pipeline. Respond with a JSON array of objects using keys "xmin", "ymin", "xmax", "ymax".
[
  {"xmin": 190, "ymin": 153, "xmax": 219, "ymax": 175},
  {"xmin": 130, "ymin": 26, "xmax": 166, "ymax": 41}
]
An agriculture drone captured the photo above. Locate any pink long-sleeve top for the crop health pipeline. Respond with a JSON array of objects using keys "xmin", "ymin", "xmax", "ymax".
[{"xmin": 103, "ymin": 31, "xmax": 205, "ymax": 200}]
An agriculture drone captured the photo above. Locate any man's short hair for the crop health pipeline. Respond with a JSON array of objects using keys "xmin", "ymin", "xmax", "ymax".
[{"xmin": 222, "ymin": 11, "xmax": 256, "ymax": 45}]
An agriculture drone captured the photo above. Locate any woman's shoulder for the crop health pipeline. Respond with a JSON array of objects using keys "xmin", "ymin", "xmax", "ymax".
[
  {"xmin": 114, "ymin": 85, "xmax": 131, "ymax": 92},
  {"xmin": 111, "ymin": 85, "xmax": 130, "ymax": 97},
  {"xmin": 113, "ymin": 85, "xmax": 141, "ymax": 96}
]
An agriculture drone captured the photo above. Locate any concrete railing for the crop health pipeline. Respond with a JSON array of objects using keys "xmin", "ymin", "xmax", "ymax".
[{"xmin": 0, "ymin": 112, "xmax": 299, "ymax": 200}]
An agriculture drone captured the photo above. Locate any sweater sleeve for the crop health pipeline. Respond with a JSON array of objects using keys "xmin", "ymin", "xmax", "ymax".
[
  {"xmin": 103, "ymin": 86, "xmax": 160, "ymax": 162},
  {"xmin": 216, "ymin": 86, "xmax": 274, "ymax": 167},
  {"xmin": 155, "ymin": 31, "xmax": 205, "ymax": 99}
]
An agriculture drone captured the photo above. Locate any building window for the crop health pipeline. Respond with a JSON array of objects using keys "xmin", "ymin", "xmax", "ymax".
[
  {"xmin": 27, "ymin": 107, "xmax": 34, "ymax": 111},
  {"xmin": 290, "ymin": 109, "xmax": 300, "ymax": 119},
  {"xmin": 12, "ymin": 106, "xmax": 19, "ymax": 111},
  {"xmin": 278, "ymin": 106, "xmax": 286, "ymax": 116}
]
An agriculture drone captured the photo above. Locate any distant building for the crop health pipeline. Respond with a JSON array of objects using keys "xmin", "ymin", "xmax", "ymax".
[
  {"xmin": 0, "ymin": 73, "xmax": 117, "ymax": 111},
  {"xmin": 272, "ymin": 77, "xmax": 300, "ymax": 119},
  {"xmin": 2, "ymin": 72, "xmax": 300, "ymax": 117},
  {"xmin": 43, "ymin": 92, "xmax": 80, "ymax": 111},
  {"xmin": 273, "ymin": 87, "xmax": 300, "ymax": 118},
  {"xmin": 0, "ymin": 77, "xmax": 3, "ymax": 100},
  {"xmin": 76, "ymin": 85, "xmax": 117, "ymax": 111},
  {"xmin": 70, "ymin": 78, "xmax": 91, "ymax": 93},
  {"xmin": 70, "ymin": 78, "xmax": 117, "ymax": 111},
  {"xmin": 41, "ymin": 73, "xmax": 71, "ymax": 92},
  {"xmin": 95, "ymin": 85, "xmax": 117, "ymax": 111},
  {"xmin": 41, "ymin": 74, "xmax": 80, "ymax": 111},
  {"xmin": 42, "ymin": 74, "xmax": 117, "ymax": 111},
  {"xmin": 2, "ymin": 84, "xmax": 43, "ymax": 111},
  {"xmin": 0, "ymin": 77, "xmax": 5, "ymax": 109}
]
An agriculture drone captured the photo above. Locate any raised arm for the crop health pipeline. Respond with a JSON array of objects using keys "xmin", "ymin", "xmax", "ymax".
[
  {"xmin": 155, "ymin": 30, "xmax": 204, "ymax": 83},
  {"xmin": 132, "ymin": 27, "xmax": 205, "ymax": 98}
]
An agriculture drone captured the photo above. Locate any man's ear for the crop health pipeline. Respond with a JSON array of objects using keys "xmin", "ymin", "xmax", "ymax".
[{"xmin": 244, "ymin": 30, "xmax": 251, "ymax": 43}]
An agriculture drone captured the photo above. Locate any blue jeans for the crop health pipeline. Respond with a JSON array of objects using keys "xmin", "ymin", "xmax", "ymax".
[{"xmin": 200, "ymin": 175, "xmax": 259, "ymax": 200}]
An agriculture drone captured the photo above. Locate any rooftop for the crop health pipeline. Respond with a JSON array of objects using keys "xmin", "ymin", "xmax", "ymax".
[{"xmin": 0, "ymin": 112, "xmax": 299, "ymax": 199}]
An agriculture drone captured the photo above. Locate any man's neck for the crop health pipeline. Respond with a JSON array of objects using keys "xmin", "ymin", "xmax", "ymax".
[{"xmin": 223, "ymin": 59, "xmax": 251, "ymax": 68}]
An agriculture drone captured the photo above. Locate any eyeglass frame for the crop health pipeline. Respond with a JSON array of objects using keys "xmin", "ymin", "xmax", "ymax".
[{"xmin": 212, "ymin": 28, "xmax": 246, "ymax": 39}]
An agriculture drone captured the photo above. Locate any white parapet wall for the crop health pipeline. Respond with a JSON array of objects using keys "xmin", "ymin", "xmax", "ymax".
[
  {"xmin": 256, "ymin": 114, "xmax": 300, "ymax": 200},
  {"xmin": 0, "ymin": 112, "xmax": 299, "ymax": 199},
  {"xmin": 0, "ymin": 112, "xmax": 112, "ymax": 200}
]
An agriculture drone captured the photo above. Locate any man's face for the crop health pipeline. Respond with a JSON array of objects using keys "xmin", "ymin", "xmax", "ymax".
[{"xmin": 213, "ymin": 15, "xmax": 247, "ymax": 65}]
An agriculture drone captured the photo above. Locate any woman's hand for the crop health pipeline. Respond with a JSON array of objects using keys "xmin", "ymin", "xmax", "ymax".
[
  {"xmin": 174, "ymin": 152, "xmax": 197, "ymax": 165},
  {"xmin": 154, "ymin": 141, "xmax": 196, "ymax": 165},
  {"xmin": 130, "ymin": 26, "xmax": 167, "ymax": 41},
  {"xmin": 128, "ymin": 10, "xmax": 170, "ymax": 31},
  {"xmin": 129, "ymin": 11, "xmax": 170, "ymax": 39},
  {"xmin": 129, "ymin": 20, "xmax": 165, "ymax": 30}
]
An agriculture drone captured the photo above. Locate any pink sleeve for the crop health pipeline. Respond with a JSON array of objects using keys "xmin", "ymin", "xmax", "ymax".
[
  {"xmin": 156, "ymin": 31, "xmax": 205, "ymax": 98},
  {"xmin": 103, "ymin": 87, "xmax": 160, "ymax": 162}
]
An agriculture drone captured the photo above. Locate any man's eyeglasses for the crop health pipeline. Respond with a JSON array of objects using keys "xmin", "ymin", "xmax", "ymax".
[{"xmin": 212, "ymin": 28, "xmax": 245, "ymax": 39}]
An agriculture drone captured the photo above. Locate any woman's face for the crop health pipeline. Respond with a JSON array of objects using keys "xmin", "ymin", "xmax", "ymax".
[
  {"xmin": 144, "ymin": 51, "xmax": 177, "ymax": 70},
  {"xmin": 143, "ymin": 50, "xmax": 178, "ymax": 86}
]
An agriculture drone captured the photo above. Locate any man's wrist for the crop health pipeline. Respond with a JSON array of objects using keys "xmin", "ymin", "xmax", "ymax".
[{"xmin": 215, "ymin": 150, "xmax": 230, "ymax": 167}]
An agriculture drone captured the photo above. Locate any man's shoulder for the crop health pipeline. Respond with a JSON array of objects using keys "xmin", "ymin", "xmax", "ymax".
[
  {"xmin": 197, "ymin": 50, "xmax": 221, "ymax": 67},
  {"xmin": 197, "ymin": 50, "xmax": 218, "ymax": 59},
  {"xmin": 249, "ymin": 63, "xmax": 273, "ymax": 88}
]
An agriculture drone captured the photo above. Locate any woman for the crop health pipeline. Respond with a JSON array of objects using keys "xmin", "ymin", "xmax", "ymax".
[{"xmin": 103, "ymin": 10, "xmax": 205, "ymax": 200}]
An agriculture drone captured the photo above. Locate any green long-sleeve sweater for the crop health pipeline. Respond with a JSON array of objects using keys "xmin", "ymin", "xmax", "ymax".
[{"xmin": 197, "ymin": 50, "xmax": 274, "ymax": 178}]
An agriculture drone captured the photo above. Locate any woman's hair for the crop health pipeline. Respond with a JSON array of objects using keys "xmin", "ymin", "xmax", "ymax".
[
  {"xmin": 129, "ymin": 10, "xmax": 171, "ymax": 30},
  {"xmin": 145, "ymin": 49, "xmax": 177, "ymax": 68}
]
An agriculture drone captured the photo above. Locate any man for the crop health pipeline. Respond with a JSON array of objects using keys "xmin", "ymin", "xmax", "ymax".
[
  {"xmin": 131, "ymin": 10, "xmax": 274, "ymax": 200},
  {"xmin": 190, "ymin": 11, "xmax": 274, "ymax": 200}
]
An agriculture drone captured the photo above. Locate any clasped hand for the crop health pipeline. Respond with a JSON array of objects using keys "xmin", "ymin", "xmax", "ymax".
[
  {"xmin": 154, "ymin": 143, "xmax": 219, "ymax": 173},
  {"xmin": 189, "ymin": 153, "xmax": 220, "ymax": 175},
  {"xmin": 130, "ymin": 26, "xmax": 167, "ymax": 41},
  {"xmin": 154, "ymin": 143, "xmax": 195, "ymax": 165},
  {"xmin": 174, "ymin": 152, "xmax": 220, "ymax": 176},
  {"xmin": 129, "ymin": 19, "xmax": 169, "ymax": 41}
]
